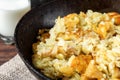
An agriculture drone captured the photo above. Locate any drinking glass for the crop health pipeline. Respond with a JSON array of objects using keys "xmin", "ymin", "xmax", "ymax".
[{"xmin": 0, "ymin": 0, "xmax": 31, "ymax": 44}]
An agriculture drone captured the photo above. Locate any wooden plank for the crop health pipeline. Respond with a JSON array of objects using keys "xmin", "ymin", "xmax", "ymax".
[{"xmin": 0, "ymin": 39, "xmax": 17, "ymax": 65}]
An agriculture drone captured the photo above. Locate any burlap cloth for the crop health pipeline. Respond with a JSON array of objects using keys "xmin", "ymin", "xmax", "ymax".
[{"xmin": 0, "ymin": 54, "xmax": 38, "ymax": 80}]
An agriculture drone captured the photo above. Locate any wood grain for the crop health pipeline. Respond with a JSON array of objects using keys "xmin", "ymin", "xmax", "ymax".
[{"xmin": 0, "ymin": 39, "xmax": 17, "ymax": 65}]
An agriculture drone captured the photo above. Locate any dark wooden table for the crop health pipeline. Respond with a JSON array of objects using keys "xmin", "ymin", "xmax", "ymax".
[{"xmin": 0, "ymin": 39, "xmax": 17, "ymax": 65}]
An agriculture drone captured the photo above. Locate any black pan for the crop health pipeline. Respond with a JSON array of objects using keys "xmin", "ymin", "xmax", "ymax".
[{"xmin": 14, "ymin": 0, "xmax": 120, "ymax": 80}]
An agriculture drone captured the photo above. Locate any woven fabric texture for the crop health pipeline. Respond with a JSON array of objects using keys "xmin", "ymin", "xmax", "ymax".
[{"xmin": 0, "ymin": 54, "xmax": 38, "ymax": 80}]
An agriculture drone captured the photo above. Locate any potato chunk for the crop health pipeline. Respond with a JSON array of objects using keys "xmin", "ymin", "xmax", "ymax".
[
  {"xmin": 71, "ymin": 54, "xmax": 92, "ymax": 74},
  {"xmin": 82, "ymin": 60, "xmax": 104, "ymax": 80}
]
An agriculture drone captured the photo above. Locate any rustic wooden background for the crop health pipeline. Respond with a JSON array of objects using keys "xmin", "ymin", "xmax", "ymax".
[{"xmin": 0, "ymin": 39, "xmax": 17, "ymax": 65}]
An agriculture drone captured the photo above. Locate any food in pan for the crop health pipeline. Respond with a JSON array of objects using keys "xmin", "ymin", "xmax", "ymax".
[{"xmin": 32, "ymin": 10, "xmax": 120, "ymax": 80}]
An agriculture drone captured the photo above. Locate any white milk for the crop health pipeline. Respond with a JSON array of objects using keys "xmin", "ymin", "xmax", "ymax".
[{"xmin": 0, "ymin": 0, "xmax": 31, "ymax": 36}]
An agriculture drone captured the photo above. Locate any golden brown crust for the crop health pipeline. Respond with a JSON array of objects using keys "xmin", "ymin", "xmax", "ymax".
[
  {"xmin": 71, "ymin": 54, "xmax": 92, "ymax": 74},
  {"xmin": 82, "ymin": 60, "xmax": 104, "ymax": 80},
  {"xmin": 107, "ymin": 12, "xmax": 120, "ymax": 25}
]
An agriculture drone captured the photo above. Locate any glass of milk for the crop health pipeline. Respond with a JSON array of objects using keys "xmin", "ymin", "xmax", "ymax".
[{"xmin": 0, "ymin": 0, "xmax": 31, "ymax": 44}]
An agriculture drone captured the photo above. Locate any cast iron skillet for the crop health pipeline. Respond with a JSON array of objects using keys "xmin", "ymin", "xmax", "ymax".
[{"xmin": 14, "ymin": 0, "xmax": 120, "ymax": 80}]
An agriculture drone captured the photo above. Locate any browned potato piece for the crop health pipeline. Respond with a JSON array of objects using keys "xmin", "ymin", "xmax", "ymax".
[
  {"xmin": 108, "ymin": 12, "xmax": 120, "ymax": 25},
  {"xmin": 82, "ymin": 60, "xmax": 104, "ymax": 80},
  {"xmin": 112, "ymin": 67, "xmax": 120, "ymax": 79},
  {"xmin": 71, "ymin": 54, "xmax": 92, "ymax": 74}
]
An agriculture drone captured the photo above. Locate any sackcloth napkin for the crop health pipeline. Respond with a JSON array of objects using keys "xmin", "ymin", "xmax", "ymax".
[{"xmin": 0, "ymin": 54, "xmax": 38, "ymax": 80}]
